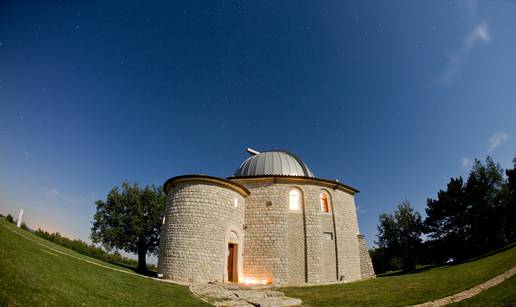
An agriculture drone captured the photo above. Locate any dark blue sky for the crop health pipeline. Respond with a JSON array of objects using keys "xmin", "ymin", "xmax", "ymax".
[{"xmin": 1, "ymin": 1, "xmax": 515, "ymax": 253}]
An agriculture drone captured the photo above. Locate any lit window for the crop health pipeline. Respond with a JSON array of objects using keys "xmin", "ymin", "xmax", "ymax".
[
  {"xmin": 234, "ymin": 198, "xmax": 238, "ymax": 208},
  {"xmin": 320, "ymin": 192, "xmax": 329, "ymax": 213},
  {"xmin": 289, "ymin": 189, "xmax": 300, "ymax": 210}
]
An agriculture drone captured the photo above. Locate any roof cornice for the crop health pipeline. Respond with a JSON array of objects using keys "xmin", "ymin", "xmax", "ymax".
[
  {"xmin": 228, "ymin": 175, "xmax": 359, "ymax": 195},
  {"xmin": 163, "ymin": 175, "xmax": 250, "ymax": 196}
]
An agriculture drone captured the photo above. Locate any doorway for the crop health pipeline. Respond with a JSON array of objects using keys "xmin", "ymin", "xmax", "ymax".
[{"xmin": 227, "ymin": 243, "xmax": 238, "ymax": 282}]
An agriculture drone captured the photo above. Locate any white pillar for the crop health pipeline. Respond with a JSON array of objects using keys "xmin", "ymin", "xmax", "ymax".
[{"xmin": 16, "ymin": 209, "xmax": 24, "ymax": 228}]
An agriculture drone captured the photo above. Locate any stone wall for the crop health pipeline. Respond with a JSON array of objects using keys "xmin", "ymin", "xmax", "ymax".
[
  {"xmin": 158, "ymin": 175, "xmax": 371, "ymax": 286},
  {"xmin": 158, "ymin": 180, "xmax": 246, "ymax": 283},
  {"xmin": 237, "ymin": 180, "xmax": 289, "ymax": 284},
  {"xmin": 232, "ymin": 177, "xmax": 364, "ymax": 285},
  {"xmin": 332, "ymin": 189, "xmax": 362, "ymax": 282},
  {"xmin": 320, "ymin": 209, "xmax": 337, "ymax": 282},
  {"xmin": 358, "ymin": 235, "xmax": 376, "ymax": 279},
  {"xmin": 287, "ymin": 192, "xmax": 306, "ymax": 284}
]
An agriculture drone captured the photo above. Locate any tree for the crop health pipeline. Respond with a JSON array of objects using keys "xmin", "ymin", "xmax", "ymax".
[
  {"xmin": 91, "ymin": 182, "xmax": 167, "ymax": 273},
  {"xmin": 376, "ymin": 200, "xmax": 424, "ymax": 272},
  {"xmin": 5, "ymin": 214, "xmax": 14, "ymax": 224},
  {"xmin": 369, "ymin": 247, "xmax": 402, "ymax": 274},
  {"xmin": 20, "ymin": 222, "xmax": 29, "ymax": 231},
  {"xmin": 502, "ymin": 155, "xmax": 516, "ymax": 243},
  {"xmin": 465, "ymin": 157, "xmax": 505, "ymax": 254},
  {"xmin": 425, "ymin": 177, "xmax": 469, "ymax": 261}
]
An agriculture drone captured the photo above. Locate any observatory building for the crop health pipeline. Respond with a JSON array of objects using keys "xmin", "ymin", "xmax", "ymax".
[{"xmin": 157, "ymin": 148, "xmax": 375, "ymax": 285}]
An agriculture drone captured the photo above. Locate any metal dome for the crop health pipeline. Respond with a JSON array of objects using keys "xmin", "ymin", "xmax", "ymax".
[{"xmin": 233, "ymin": 149, "xmax": 315, "ymax": 178}]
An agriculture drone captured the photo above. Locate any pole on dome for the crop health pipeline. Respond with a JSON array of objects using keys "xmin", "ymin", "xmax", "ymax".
[{"xmin": 246, "ymin": 148, "xmax": 260, "ymax": 156}]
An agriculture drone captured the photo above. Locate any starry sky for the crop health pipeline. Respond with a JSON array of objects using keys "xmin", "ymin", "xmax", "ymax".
[{"xmin": 1, "ymin": 1, "xmax": 515, "ymax": 259}]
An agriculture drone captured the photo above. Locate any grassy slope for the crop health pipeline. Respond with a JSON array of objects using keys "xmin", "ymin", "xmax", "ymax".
[
  {"xmin": 0, "ymin": 219, "xmax": 208, "ymax": 306},
  {"xmin": 282, "ymin": 245, "xmax": 516, "ymax": 306},
  {"xmin": 450, "ymin": 275, "xmax": 516, "ymax": 307}
]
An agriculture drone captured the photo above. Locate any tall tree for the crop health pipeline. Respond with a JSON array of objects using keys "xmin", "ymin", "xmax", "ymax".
[
  {"xmin": 425, "ymin": 177, "xmax": 469, "ymax": 261},
  {"xmin": 501, "ymin": 155, "xmax": 516, "ymax": 243},
  {"xmin": 91, "ymin": 182, "xmax": 167, "ymax": 273},
  {"xmin": 465, "ymin": 157, "xmax": 505, "ymax": 254},
  {"xmin": 377, "ymin": 200, "xmax": 424, "ymax": 272}
]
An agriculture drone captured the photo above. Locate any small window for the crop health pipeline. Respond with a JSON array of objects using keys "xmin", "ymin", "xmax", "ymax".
[
  {"xmin": 320, "ymin": 192, "xmax": 330, "ymax": 213},
  {"xmin": 234, "ymin": 198, "xmax": 238, "ymax": 208},
  {"xmin": 323, "ymin": 232, "xmax": 333, "ymax": 240},
  {"xmin": 289, "ymin": 189, "xmax": 300, "ymax": 210}
]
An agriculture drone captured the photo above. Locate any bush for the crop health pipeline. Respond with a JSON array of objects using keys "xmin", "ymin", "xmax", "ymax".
[
  {"xmin": 33, "ymin": 228, "xmax": 145, "ymax": 269},
  {"xmin": 20, "ymin": 222, "xmax": 29, "ymax": 231},
  {"xmin": 5, "ymin": 214, "xmax": 14, "ymax": 224}
]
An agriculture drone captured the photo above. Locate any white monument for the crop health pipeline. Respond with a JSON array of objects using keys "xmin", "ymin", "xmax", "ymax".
[{"xmin": 16, "ymin": 209, "xmax": 24, "ymax": 228}]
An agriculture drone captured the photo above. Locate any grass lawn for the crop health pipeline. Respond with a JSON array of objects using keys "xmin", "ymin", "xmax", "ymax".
[
  {"xmin": 281, "ymin": 244, "xmax": 516, "ymax": 306},
  {"xmin": 450, "ymin": 274, "xmax": 516, "ymax": 307},
  {"xmin": 0, "ymin": 219, "xmax": 209, "ymax": 306},
  {"xmin": 2, "ymin": 216, "xmax": 515, "ymax": 307}
]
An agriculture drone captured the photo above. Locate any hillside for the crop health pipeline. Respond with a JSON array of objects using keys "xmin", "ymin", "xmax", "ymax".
[
  {"xmin": 281, "ymin": 243, "xmax": 516, "ymax": 306},
  {"xmin": 0, "ymin": 219, "xmax": 208, "ymax": 306},
  {"xmin": 1, "ymin": 217, "xmax": 515, "ymax": 306}
]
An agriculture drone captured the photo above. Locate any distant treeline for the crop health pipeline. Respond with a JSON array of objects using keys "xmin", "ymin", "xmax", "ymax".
[
  {"xmin": 2, "ymin": 216, "xmax": 157, "ymax": 271},
  {"xmin": 4, "ymin": 214, "xmax": 29, "ymax": 230},
  {"xmin": 34, "ymin": 229, "xmax": 145, "ymax": 268},
  {"xmin": 371, "ymin": 155, "xmax": 516, "ymax": 274}
]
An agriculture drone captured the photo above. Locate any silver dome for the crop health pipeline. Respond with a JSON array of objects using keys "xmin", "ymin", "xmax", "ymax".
[{"xmin": 233, "ymin": 150, "xmax": 315, "ymax": 178}]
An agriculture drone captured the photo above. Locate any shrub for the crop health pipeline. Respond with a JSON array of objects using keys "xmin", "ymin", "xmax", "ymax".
[
  {"xmin": 5, "ymin": 214, "xmax": 14, "ymax": 224},
  {"xmin": 34, "ymin": 228, "xmax": 142, "ymax": 269}
]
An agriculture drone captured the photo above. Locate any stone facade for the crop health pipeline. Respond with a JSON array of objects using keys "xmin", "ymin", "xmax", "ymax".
[
  {"xmin": 358, "ymin": 235, "xmax": 376, "ymax": 279},
  {"xmin": 157, "ymin": 178, "xmax": 248, "ymax": 283},
  {"xmin": 158, "ymin": 174, "xmax": 375, "ymax": 286}
]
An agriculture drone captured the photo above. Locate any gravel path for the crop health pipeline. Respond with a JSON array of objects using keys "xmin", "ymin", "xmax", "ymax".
[
  {"xmin": 413, "ymin": 265, "xmax": 516, "ymax": 306},
  {"xmin": 190, "ymin": 283, "xmax": 302, "ymax": 306}
]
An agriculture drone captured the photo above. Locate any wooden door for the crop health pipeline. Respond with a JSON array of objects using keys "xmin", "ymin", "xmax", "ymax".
[{"xmin": 227, "ymin": 244, "xmax": 237, "ymax": 282}]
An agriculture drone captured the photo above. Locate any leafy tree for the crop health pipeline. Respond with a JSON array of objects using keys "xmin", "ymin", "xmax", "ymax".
[
  {"xmin": 91, "ymin": 182, "xmax": 167, "ymax": 273},
  {"xmin": 424, "ymin": 155, "xmax": 516, "ymax": 263},
  {"xmin": 376, "ymin": 200, "xmax": 424, "ymax": 272}
]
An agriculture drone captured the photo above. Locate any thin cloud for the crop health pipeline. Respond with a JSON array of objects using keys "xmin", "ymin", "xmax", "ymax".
[
  {"xmin": 461, "ymin": 157, "xmax": 470, "ymax": 169},
  {"xmin": 44, "ymin": 188, "xmax": 77, "ymax": 203},
  {"xmin": 42, "ymin": 188, "xmax": 96, "ymax": 205},
  {"xmin": 465, "ymin": 22, "xmax": 490, "ymax": 48},
  {"xmin": 435, "ymin": 22, "xmax": 490, "ymax": 86},
  {"xmin": 461, "ymin": 0, "xmax": 478, "ymax": 16},
  {"xmin": 488, "ymin": 132, "xmax": 509, "ymax": 153}
]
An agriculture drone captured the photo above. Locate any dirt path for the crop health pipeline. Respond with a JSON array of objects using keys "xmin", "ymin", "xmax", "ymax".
[{"xmin": 413, "ymin": 265, "xmax": 516, "ymax": 306}]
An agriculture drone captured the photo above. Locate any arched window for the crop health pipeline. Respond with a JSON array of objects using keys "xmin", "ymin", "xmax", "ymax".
[
  {"xmin": 320, "ymin": 192, "xmax": 330, "ymax": 213},
  {"xmin": 289, "ymin": 189, "xmax": 300, "ymax": 210}
]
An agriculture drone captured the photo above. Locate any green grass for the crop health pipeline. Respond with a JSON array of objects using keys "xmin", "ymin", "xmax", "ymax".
[
  {"xmin": 0, "ymin": 219, "xmax": 209, "ymax": 306},
  {"xmin": 450, "ymin": 275, "xmax": 516, "ymax": 307},
  {"xmin": 3, "ymin": 217, "xmax": 515, "ymax": 307},
  {"xmin": 281, "ymin": 244, "xmax": 516, "ymax": 306}
]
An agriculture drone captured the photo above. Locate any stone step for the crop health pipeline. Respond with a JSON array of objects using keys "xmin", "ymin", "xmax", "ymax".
[
  {"xmin": 246, "ymin": 297, "xmax": 303, "ymax": 307},
  {"xmin": 233, "ymin": 290, "xmax": 285, "ymax": 299},
  {"xmin": 192, "ymin": 283, "xmax": 302, "ymax": 307}
]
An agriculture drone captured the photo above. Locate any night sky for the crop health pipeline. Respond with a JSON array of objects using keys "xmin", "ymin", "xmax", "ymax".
[{"xmin": 1, "ymin": 1, "xmax": 515, "ymax": 260}]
